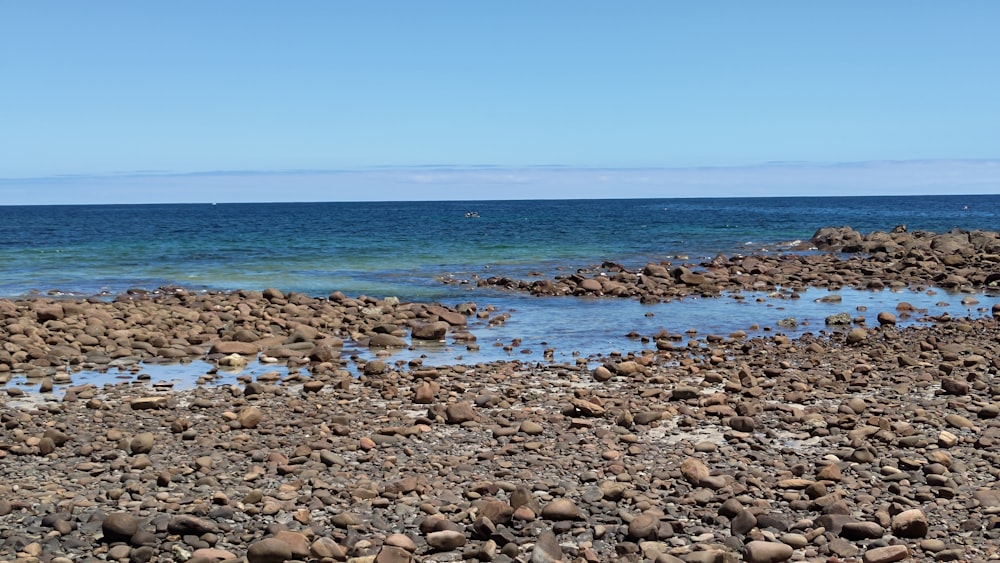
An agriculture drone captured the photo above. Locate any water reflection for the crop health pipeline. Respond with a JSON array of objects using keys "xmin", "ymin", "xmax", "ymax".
[{"xmin": 5, "ymin": 286, "xmax": 997, "ymax": 399}]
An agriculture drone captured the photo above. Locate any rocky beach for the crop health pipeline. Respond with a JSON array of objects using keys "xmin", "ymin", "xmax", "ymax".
[{"xmin": 3, "ymin": 227, "xmax": 1000, "ymax": 563}]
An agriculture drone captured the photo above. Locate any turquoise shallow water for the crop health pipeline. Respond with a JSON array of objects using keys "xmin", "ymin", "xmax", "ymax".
[{"xmin": 2, "ymin": 195, "xmax": 998, "ymax": 391}]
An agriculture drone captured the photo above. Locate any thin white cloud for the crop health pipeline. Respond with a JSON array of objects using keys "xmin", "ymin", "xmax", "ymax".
[{"xmin": 1, "ymin": 159, "xmax": 997, "ymax": 205}]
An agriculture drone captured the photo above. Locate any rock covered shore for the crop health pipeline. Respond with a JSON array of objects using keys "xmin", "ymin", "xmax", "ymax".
[
  {"xmin": 3, "ymin": 228, "xmax": 1000, "ymax": 563},
  {"xmin": 471, "ymin": 227, "xmax": 1000, "ymax": 301}
]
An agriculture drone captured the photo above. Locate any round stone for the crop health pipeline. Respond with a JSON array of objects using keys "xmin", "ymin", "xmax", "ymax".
[
  {"xmin": 102, "ymin": 513, "xmax": 139, "ymax": 542},
  {"xmin": 246, "ymin": 538, "xmax": 292, "ymax": 563}
]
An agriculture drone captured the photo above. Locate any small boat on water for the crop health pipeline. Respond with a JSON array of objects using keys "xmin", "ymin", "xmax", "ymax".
[{"xmin": 464, "ymin": 211, "xmax": 480, "ymax": 218}]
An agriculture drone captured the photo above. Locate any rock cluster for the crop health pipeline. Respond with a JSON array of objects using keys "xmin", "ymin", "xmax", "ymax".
[
  {"xmin": 470, "ymin": 227, "xmax": 1000, "ymax": 301},
  {"xmin": 0, "ymin": 289, "xmax": 484, "ymax": 383}
]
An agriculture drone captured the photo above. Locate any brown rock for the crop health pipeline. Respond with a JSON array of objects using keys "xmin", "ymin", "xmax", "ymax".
[
  {"xmin": 520, "ymin": 420, "xmax": 544, "ymax": 435},
  {"xmin": 681, "ymin": 457, "xmax": 710, "ymax": 485},
  {"xmin": 945, "ymin": 413, "xmax": 974, "ymax": 429},
  {"xmin": 131, "ymin": 396, "xmax": 169, "ymax": 410},
  {"xmin": 891, "ymin": 508, "xmax": 928, "ymax": 538},
  {"xmin": 384, "ymin": 533, "xmax": 416, "ymax": 552},
  {"xmin": 627, "ymin": 513, "xmax": 659, "ymax": 540},
  {"xmin": 364, "ymin": 359, "xmax": 388, "ymax": 375},
  {"xmin": 237, "ymin": 406, "xmax": 263, "ymax": 428},
  {"xmin": 426, "ymin": 305, "xmax": 467, "ymax": 326},
  {"xmin": 862, "ymin": 545, "xmax": 909, "ymax": 563},
  {"xmin": 876, "ymin": 311, "xmax": 897, "ymax": 326},
  {"xmin": 847, "ymin": 328, "xmax": 867, "ymax": 344},
  {"xmin": 37, "ymin": 437, "xmax": 56, "ymax": 455},
  {"xmin": 530, "ymin": 530, "xmax": 563, "ymax": 563},
  {"xmin": 310, "ymin": 538, "xmax": 347, "ymax": 560},
  {"xmin": 592, "ymin": 365, "xmax": 614, "ymax": 382},
  {"xmin": 729, "ymin": 416, "xmax": 756, "ymax": 432},
  {"xmin": 817, "ymin": 463, "xmax": 843, "ymax": 481},
  {"xmin": 247, "ymin": 538, "xmax": 292, "ymax": 563},
  {"xmin": 744, "ymin": 541, "xmax": 793, "ymax": 563},
  {"xmin": 190, "ymin": 549, "xmax": 238, "ymax": 562},
  {"xmin": 273, "ymin": 531, "xmax": 310, "ymax": 559},
  {"xmin": 731, "ymin": 509, "xmax": 757, "ymax": 536},
  {"xmin": 411, "ymin": 321, "xmax": 449, "ymax": 341},
  {"xmin": 369, "ymin": 333, "xmax": 408, "ymax": 348},
  {"xmin": 426, "ymin": 530, "xmax": 466, "ymax": 550},
  {"xmin": 102, "ymin": 513, "xmax": 139, "ymax": 542},
  {"xmin": 413, "ymin": 381, "xmax": 438, "ymax": 404},
  {"xmin": 445, "ymin": 402, "xmax": 476, "ymax": 424},
  {"xmin": 480, "ymin": 501, "xmax": 514, "ymax": 524},
  {"xmin": 210, "ymin": 341, "xmax": 259, "ymax": 356},
  {"xmin": 375, "ymin": 545, "xmax": 412, "ymax": 563},
  {"xmin": 541, "ymin": 497, "xmax": 581, "ymax": 520},
  {"xmin": 129, "ymin": 432, "xmax": 154, "ymax": 454},
  {"xmin": 570, "ymin": 397, "xmax": 605, "ymax": 417},
  {"xmin": 167, "ymin": 515, "xmax": 220, "ymax": 535}
]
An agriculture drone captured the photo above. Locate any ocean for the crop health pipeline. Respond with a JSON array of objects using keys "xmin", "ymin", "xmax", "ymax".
[{"xmin": 2, "ymin": 195, "xmax": 998, "ymax": 388}]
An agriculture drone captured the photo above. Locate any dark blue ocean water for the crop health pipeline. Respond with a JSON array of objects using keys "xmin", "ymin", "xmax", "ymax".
[
  {"xmin": 2, "ymin": 195, "xmax": 997, "ymax": 299},
  {"xmin": 1, "ymin": 195, "xmax": 998, "ymax": 389}
]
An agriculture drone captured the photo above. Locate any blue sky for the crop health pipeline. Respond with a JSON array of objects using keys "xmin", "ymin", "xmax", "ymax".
[{"xmin": 2, "ymin": 2, "xmax": 998, "ymax": 204}]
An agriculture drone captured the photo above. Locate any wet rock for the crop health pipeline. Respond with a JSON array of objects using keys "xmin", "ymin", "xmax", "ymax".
[
  {"xmin": 411, "ymin": 320, "xmax": 450, "ymax": 341},
  {"xmin": 211, "ymin": 341, "xmax": 259, "ymax": 356}
]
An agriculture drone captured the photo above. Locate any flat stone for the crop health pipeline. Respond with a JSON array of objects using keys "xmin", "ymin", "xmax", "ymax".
[
  {"xmin": 862, "ymin": 545, "xmax": 909, "ymax": 563},
  {"xmin": 541, "ymin": 498, "xmax": 580, "ymax": 520},
  {"xmin": 744, "ymin": 540, "xmax": 793, "ymax": 563},
  {"xmin": 426, "ymin": 530, "xmax": 466, "ymax": 550}
]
